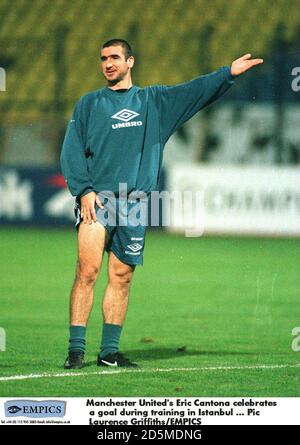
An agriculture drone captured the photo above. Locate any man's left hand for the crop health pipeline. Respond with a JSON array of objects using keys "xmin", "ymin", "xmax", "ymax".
[{"xmin": 231, "ymin": 54, "xmax": 264, "ymax": 76}]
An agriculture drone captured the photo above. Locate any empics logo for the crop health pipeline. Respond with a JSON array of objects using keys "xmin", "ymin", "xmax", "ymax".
[
  {"xmin": 111, "ymin": 109, "xmax": 142, "ymax": 129},
  {"xmin": 4, "ymin": 400, "xmax": 66, "ymax": 418},
  {"xmin": 7, "ymin": 406, "xmax": 22, "ymax": 414}
]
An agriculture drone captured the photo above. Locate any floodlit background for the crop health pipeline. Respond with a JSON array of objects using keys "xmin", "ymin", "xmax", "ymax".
[{"xmin": 0, "ymin": 0, "xmax": 299, "ymax": 397}]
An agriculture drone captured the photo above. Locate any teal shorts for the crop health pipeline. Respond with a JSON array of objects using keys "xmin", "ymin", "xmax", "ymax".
[{"xmin": 75, "ymin": 192, "xmax": 148, "ymax": 266}]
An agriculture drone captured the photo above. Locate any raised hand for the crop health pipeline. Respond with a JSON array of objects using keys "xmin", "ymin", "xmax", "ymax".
[{"xmin": 231, "ymin": 53, "xmax": 263, "ymax": 76}]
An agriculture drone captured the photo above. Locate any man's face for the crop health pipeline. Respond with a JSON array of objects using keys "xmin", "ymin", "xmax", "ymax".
[{"xmin": 100, "ymin": 45, "xmax": 134, "ymax": 84}]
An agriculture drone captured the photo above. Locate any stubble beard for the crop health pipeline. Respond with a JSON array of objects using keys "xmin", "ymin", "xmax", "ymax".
[{"xmin": 106, "ymin": 70, "xmax": 127, "ymax": 86}]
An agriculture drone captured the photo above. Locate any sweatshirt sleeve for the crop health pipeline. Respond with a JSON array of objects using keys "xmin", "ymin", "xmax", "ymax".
[
  {"xmin": 158, "ymin": 66, "xmax": 234, "ymax": 144},
  {"xmin": 60, "ymin": 98, "xmax": 94, "ymax": 197}
]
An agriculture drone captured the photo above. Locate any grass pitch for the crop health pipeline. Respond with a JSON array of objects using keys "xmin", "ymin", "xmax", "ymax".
[{"xmin": 0, "ymin": 228, "xmax": 299, "ymax": 397}]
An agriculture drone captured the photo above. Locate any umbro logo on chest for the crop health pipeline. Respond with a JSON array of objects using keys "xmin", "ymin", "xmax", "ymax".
[{"xmin": 111, "ymin": 108, "xmax": 143, "ymax": 129}]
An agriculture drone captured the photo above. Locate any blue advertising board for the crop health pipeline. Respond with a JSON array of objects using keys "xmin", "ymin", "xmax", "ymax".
[
  {"xmin": 0, "ymin": 166, "xmax": 75, "ymax": 226},
  {"xmin": 0, "ymin": 166, "xmax": 166, "ymax": 227}
]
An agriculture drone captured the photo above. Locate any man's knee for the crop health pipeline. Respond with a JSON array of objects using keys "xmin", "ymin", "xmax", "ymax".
[
  {"xmin": 109, "ymin": 264, "xmax": 134, "ymax": 289},
  {"xmin": 76, "ymin": 262, "xmax": 99, "ymax": 285}
]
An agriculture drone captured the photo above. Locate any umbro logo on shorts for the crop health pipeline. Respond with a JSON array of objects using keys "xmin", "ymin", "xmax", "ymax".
[
  {"xmin": 111, "ymin": 109, "xmax": 143, "ymax": 129},
  {"xmin": 126, "ymin": 243, "xmax": 143, "ymax": 253}
]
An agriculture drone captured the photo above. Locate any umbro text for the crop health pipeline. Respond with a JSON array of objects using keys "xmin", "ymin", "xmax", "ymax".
[{"xmin": 112, "ymin": 121, "xmax": 143, "ymax": 129}]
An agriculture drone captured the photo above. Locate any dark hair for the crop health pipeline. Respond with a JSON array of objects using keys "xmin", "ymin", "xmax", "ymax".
[{"xmin": 102, "ymin": 39, "xmax": 133, "ymax": 60}]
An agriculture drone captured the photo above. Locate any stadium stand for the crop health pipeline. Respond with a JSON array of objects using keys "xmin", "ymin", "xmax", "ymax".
[{"xmin": 0, "ymin": 0, "xmax": 299, "ymax": 122}]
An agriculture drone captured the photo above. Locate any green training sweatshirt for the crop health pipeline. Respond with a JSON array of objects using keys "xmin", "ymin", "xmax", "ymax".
[{"xmin": 60, "ymin": 66, "xmax": 234, "ymax": 197}]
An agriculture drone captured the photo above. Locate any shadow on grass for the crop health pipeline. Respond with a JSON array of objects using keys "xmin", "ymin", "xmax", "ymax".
[
  {"xmin": 129, "ymin": 347, "xmax": 262, "ymax": 360},
  {"xmin": 83, "ymin": 347, "xmax": 262, "ymax": 368}
]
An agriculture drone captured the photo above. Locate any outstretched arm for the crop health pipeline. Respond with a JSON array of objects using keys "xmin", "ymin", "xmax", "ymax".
[
  {"xmin": 231, "ymin": 53, "xmax": 263, "ymax": 76},
  {"xmin": 157, "ymin": 54, "xmax": 263, "ymax": 144},
  {"xmin": 158, "ymin": 66, "xmax": 234, "ymax": 144}
]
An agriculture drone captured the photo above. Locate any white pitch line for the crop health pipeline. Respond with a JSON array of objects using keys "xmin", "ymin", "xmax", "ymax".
[{"xmin": 0, "ymin": 363, "xmax": 299, "ymax": 382}]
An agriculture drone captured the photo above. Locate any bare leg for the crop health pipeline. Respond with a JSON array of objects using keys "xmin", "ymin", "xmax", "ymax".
[
  {"xmin": 102, "ymin": 251, "xmax": 135, "ymax": 326},
  {"xmin": 70, "ymin": 222, "xmax": 107, "ymax": 326}
]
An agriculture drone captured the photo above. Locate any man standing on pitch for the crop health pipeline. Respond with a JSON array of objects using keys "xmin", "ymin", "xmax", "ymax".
[{"xmin": 61, "ymin": 38, "xmax": 263, "ymax": 369}]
